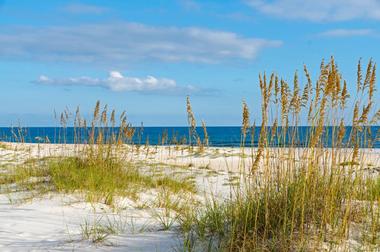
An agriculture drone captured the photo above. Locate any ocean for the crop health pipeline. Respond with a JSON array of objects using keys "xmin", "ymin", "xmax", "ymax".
[{"xmin": 0, "ymin": 126, "xmax": 379, "ymax": 148}]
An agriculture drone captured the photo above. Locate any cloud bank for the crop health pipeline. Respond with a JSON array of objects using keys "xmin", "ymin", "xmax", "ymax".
[
  {"xmin": 35, "ymin": 71, "xmax": 213, "ymax": 95},
  {"xmin": 246, "ymin": 0, "xmax": 380, "ymax": 22},
  {"xmin": 179, "ymin": 0, "xmax": 201, "ymax": 10},
  {"xmin": 318, "ymin": 28, "xmax": 375, "ymax": 37},
  {"xmin": 63, "ymin": 4, "xmax": 108, "ymax": 15},
  {"xmin": 0, "ymin": 22, "xmax": 281, "ymax": 65}
]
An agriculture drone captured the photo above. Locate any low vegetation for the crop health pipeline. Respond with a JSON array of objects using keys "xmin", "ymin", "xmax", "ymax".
[{"xmin": 1, "ymin": 156, "xmax": 196, "ymax": 205}]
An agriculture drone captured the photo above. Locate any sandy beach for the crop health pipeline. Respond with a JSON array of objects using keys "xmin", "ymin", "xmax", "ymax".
[{"xmin": 0, "ymin": 143, "xmax": 379, "ymax": 251}]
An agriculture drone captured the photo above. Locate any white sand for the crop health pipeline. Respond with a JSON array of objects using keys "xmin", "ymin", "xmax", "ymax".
[{"xmin": 0, "ymin": 193, "xmax": 182, "ymax": 251}]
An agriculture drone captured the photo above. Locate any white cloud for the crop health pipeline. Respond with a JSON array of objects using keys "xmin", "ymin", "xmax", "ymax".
[
  {"xmin": 246, "ymin": 0, "xmax": 380, "ymax": 22},
  {"xmin": 0, "ymin": 22, "xmax": 281, "ymax": 65},
  {"xmin": 35, "ymin": 71, "xmax": 212, "ymax": 95},
  {"xmin": 318, "ymin": 28, "xmax": 375, "ymax": 37},
  {"xmin": 64, "ymin": 4, "xmax": 108, "ymax": 14},
  {"xmin": 179, "ymin": 0, "xmax": 201, "ymax": 10}
]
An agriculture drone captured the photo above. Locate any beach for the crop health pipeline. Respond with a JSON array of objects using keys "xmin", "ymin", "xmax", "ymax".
[{"xmin": 0, "ymin": 143, "xmax": 379, "ymax": 251}]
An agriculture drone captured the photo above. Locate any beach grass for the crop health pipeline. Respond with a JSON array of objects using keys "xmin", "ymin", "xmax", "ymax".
[{"xmin": 179, "ymin": 57, "xmax": 380, "ymax": 251}]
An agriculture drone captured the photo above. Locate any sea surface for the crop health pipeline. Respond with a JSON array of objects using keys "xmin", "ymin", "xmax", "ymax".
[{"xmin": 0, "ymin": 126, "xmax": 379, "ymax": 148}]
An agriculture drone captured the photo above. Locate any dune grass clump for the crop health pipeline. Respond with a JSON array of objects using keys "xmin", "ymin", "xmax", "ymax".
[
  {"xmin": 180, "ymin": 58, "xmax": 380, "ymax": 251},
  {"xmin": 48, "ymin": 157, "xmax": 151, "ymax": 203},
  {"xmin": 1, "ymin": 153, "xmax": 196, "ymax": 206}
]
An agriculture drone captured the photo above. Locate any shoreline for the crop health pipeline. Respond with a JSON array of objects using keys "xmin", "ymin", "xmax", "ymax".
[{"xmin": 1, "ymin": 142, "xmax": 379, "ymax": 173}]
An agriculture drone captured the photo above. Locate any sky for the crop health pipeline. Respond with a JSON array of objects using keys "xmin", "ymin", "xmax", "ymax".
[{"xmin": 0, "ymin": 0, "xmax": 379, "ymax": 126}]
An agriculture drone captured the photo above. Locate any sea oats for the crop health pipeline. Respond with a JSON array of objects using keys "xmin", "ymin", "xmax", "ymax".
[
  {"xmin": 364, "ymin": 58, "xmax": 373, "ymax": 90},
  {"xmin": 334, "ymin": 73, "xmax": 341, "ymax": 106},
  {"xmin": 101, "ymin": 105, "xmax": 108, "ymax": 125},
  {"xmin": 201, "ymin": 120, "xmax": 209, "ymax": 146},
  {"xmin": 359, "ymin": 102, "xmax": 372, "ymax": 124},
  {"xmin": 274, "ymin": 75, "xmax": 279, "ymax": 104},
  {"xmin": 120, "ymin": 111, "xmax": 126, "ymax": 121},
  {"xmin": 318, "ymin": 60, "xmax": 329, "ymax": 91},
  {"xmin": 96, "ymin": 131, "xmax": 103, "ymax": 145},
  {"xmin": 350, "ymin": 102, "xmax": 360, "ymax": 149},
  {"xmin": 314, "ymin": 81, "xmax": 321, "ymax": 106},
  {"xmin": 370, "ymin": 109, "xmax": 380, "ymax": 124},
  {"xmin": 341, "ymin": 80, "xmax": 349, "ymax": 108},
  {"xmin": 280, "ymin": 79, "xmax": 290, "ymax": 126},
  {"xmin": 290, "ymin": 71, "xmax": 301, "ymax": 113},
  {"xmin": 301, "ymin": 65, "xmax": 312, "ymax": 107},
  {"xmin": 110, "ymin": 110, "xmax": 116, "ymax": 127},
  {"xmin": 241, "ymin": 100, "xmax": 250, "ymax": 141},
  {"xmin": 186, "ymin": 96, "xmax": 197, "ymax": 146},
  {"xmin": 337, "ymin": 119, "xmax": 346, "ymax": 145},
  {"xmin": 303, "ymin": 64, "xmax": 312, "ymax": 91},
  {"xmin": 307, "ymin": 102, "xmax": 313, "ymax": 122},
  {"xmin": 369, "ymin": 63, "xmax": 376, "ymax": 102},
  {"xmin": 268, "ymin": 73, "xmax": 274, "ymax": 101},
  {"xmin": 94, "ymin": 100, "xmax": 100, "ymax": 122},
  {"xmin": 357, "ymin": 59, "xmax": 362, "ymax": 92},
  {"xmin": 60, "ymin": 112, "xmax": 66, "ymax": 127},
  {"xmin": 75, "ymin": 106, "xmax": 80, "ymax": 123},
  {"xmin": 301, "ymin": 84, "xmax": 309, "ymax": 108}
]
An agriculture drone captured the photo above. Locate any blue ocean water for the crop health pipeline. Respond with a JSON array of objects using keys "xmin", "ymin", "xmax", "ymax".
[{"xmin": 0, "ymin": 126, "xmax": 379, "ymax": 148}]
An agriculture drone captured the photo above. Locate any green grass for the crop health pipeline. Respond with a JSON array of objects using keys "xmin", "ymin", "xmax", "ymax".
[
  {"xmin": 1, "ymin": 155, "xmax": 197, "ymax": 205},
  {"xmin": 357, "ymin": 176, "xmax": 380, "ymax": 201},
  {"xmin": 80, "ymin": 215, "xmax": 127, "ymax": 244}
]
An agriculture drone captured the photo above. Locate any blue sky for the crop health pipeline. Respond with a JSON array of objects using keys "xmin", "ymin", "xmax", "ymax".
[{"xmin": 0, "ymin": 0, "xmax": 379, "ymax": 126}]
